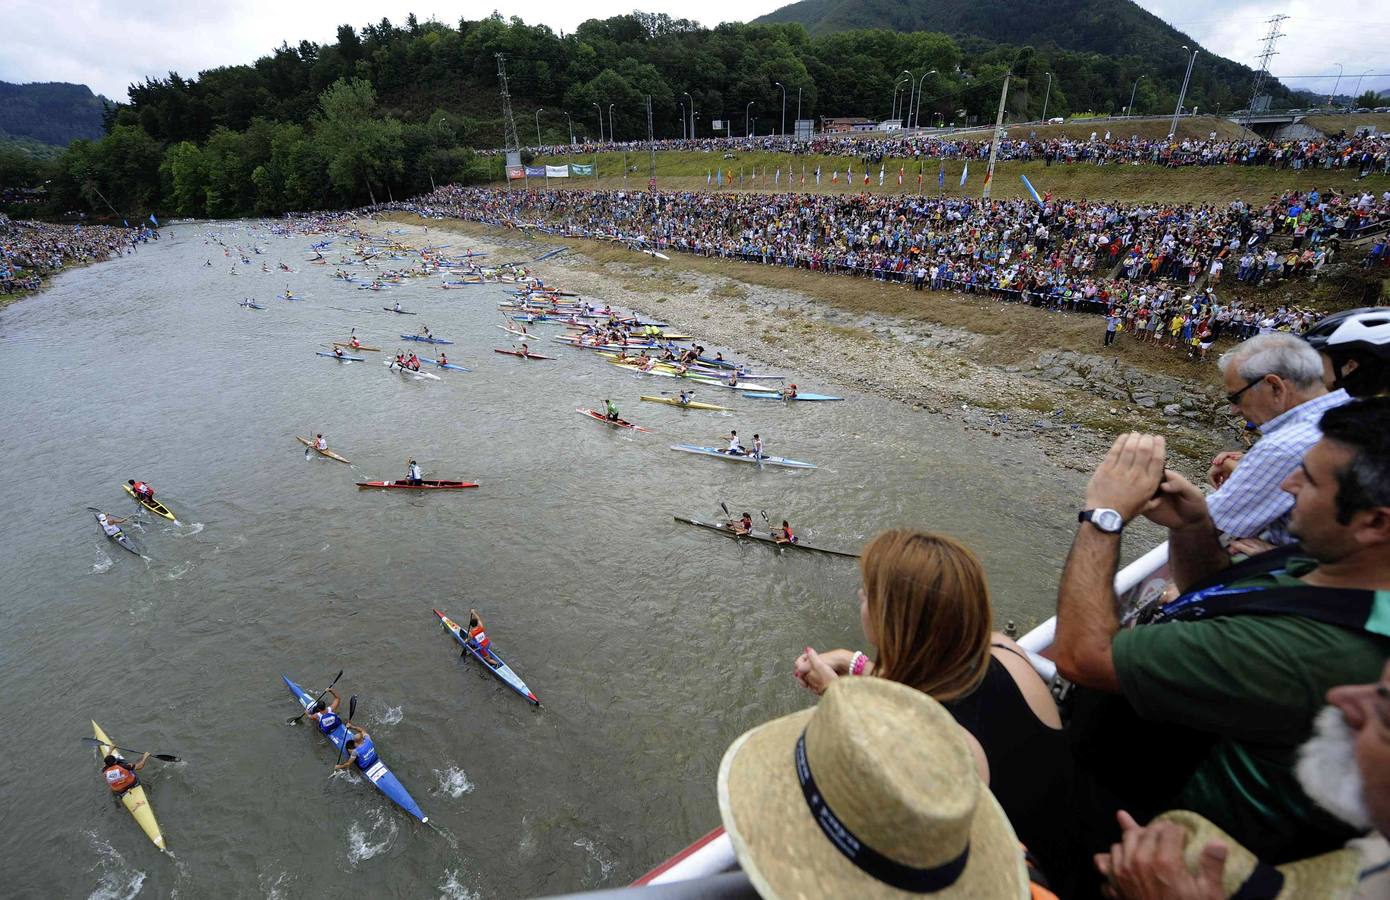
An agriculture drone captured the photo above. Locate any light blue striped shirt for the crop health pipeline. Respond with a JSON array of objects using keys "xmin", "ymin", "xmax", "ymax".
[{"xmin": 1207, "ymin": 389, "xmax": 1351, "ymax": 543}]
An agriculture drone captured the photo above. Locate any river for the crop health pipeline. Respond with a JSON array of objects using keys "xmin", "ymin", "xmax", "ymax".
[{"xmin": 0, "ymin": 220, "xmax": 1098, "ymax": 898}]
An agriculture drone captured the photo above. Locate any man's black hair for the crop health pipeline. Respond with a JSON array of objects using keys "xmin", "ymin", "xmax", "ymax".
[{"xmin": 1319, "ymin": 397, "xmax": 1390, "ymax": 524}]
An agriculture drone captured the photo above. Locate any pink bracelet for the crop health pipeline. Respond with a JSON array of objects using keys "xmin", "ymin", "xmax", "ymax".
[{"xmin": 850, "ymin": 651, "xmax": 868, "ymax": 676}]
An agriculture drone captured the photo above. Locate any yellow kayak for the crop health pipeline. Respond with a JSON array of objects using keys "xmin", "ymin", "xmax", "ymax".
[
  {"xmin": 296, "ymin": 436, "xmax": 350, "ymax": 464},
  {"xmin": 640, "ymin": 395, "xmax": 731, "ymax": 412},
  {"xmin": 122, "ymin": 484, "xmax": 177, "ymax": 521},
  {"xmin": 92, "ymin": 721, "xmax": 165, "ymax": 850}
]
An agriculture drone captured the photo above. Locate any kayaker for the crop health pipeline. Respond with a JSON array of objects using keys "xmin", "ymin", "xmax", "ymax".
[
  {"xmin": 128, "ymin": 480, "xmax": 154, "ymax": 502},
  {"xmin": 783, "ymin": 383, "xmax": 799, "ymax": 400},
  {"xmin": 314, "ymin": 434, "xmax": 328, "ymax": 452},
  {"xmin": 729, "ymin": 512, "xmax": 754, "ymax": 535},
  {"xmin": 677, "ymin": 390, "xmax": 692, "ymax": 406},
  {"xmin": 307, "ymin": 689, "xmax": 343, "ymax": 734},
  {"xmin": 406, "ymin": 459, "xmax": 423, "ymax": 486},
  {"xmin": 467, "ymin": 609, "xmax": 504, "ymax": 668},
  {"xmin": 407, "ymin": 353, "xmax": 421, "ymax": 371},
  {"xmin": 393, "ymin": 300, "xmax": 402, "ymax": 312},
  {"xmin": 332, "ymin": 347, "xmax": 345, "ymax": 359},
  {"xmin": 438, "ymin": 352, "xmax": 448, "ymax": 367},
  {"xmin": 774, "ymin": 520, "xmax": 797, "ymax": 545},
  {"xmin": 519, "ymin": 343, "xmax": 531, "ymax": 358},
  {"xmin": 750, "ymin": 434, "xmax": 764, "ymax": 460},
  {"xmin": 724, "ymin": 430, "xmax": 743, "ymax": 455},
  {"xmin": 724, "ymin": 370, "xmax": 739, "ymax": 388},
  {"xmin": 420, "ymin": 325, "xmax": 433, "ymax": 340},
  {"xmin": 334, "ymin": 723, "xmax": 380, "ymax": 773},
  {"xmin": 348, "ymin": 334, "xmax": 361, "ymax": 350},
  {"xmin": 96, "ymin": 512, "xmax": 129, "ymax": 538},
  {"xmin": 101, "ymin": 751, "xmax": 150, "ymax": 796},
  {"xmin": 604, "ymin": 399, "xmax": 621, "ymax": 422}
]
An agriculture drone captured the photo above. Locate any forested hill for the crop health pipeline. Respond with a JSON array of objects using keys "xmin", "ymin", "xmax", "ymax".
[
  {"xmin": 0, "ymin": 82, "xmax": 110, "ymax": 146},
  {"xmin": 753, "ymin": 0, "xmax": 1280, "ymax": 108}
]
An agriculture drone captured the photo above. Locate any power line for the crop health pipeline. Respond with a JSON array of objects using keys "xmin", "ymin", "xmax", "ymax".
[{"xmin": 1244, "ymin": 13, "xmax": 1286, "ymax": 126}]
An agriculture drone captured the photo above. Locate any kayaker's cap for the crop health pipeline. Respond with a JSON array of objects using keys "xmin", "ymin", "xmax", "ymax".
[
  {"xmin": 1146, "ymin": 810, "xmax": 1362, "ymax": 897},
  {"xmin": 717, "ymin": 678, "xmax": 1025, "ymax": 899}
]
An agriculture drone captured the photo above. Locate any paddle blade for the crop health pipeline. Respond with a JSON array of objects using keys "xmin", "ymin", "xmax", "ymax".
[{"xmin": 152, "ymin": 753, "xmax": 181, "ymax": 762}]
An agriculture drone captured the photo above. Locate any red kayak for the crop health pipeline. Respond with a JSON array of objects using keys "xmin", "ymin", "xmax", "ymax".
[
  {"xmin": 577, "ymin": 408, "xmax": 650, "ymax": 432},
  {"xmin": 356, "ymin": 480, "xmax": 480, "ymax": 490},
  {"xmin": 494, "ymin": 349, "xmax": 555, "ymax": 360}
]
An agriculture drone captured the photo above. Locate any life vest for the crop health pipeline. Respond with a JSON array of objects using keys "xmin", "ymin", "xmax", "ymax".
[
  {"xmin": 352, "ymin": 734, "xmax": 380, "ymax": 770},
  {"xmin": 132, "ymin": 482, "xmax": 150, "ymax": 497},
  {"xmin": 782, "ymin": 527, "xmax": 796, "ymax": 542},
  {"xmin": 469, "ymin": 625, "xmax": 491, "ymax": 650},
  {"xmin": 103, "ymin": 763, "xmax": 137, "ymax": 792},
  {"xmin": 314, "ymin": 710, "xmax": 341, "ymax": 734}
]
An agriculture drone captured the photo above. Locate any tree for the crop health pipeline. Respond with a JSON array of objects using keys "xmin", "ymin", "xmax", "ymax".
[{"xmin": 312, "ymin": 78, "xmax": 403, "ymax": 205}]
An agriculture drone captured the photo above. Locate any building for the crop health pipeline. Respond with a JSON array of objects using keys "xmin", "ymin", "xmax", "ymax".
[{"xmin": 821, "ymin": 116, "xmax": 877, "ymax": 134}]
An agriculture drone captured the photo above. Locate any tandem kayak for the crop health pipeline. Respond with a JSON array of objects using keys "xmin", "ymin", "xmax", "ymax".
[
  {"xmin": 95, "ymin": 512, "xmax": 141, "ymax": 555},
  {"xmin": 578, "ymin": 408, "xmax": 650, "ymax": 432},
  {"xmin": 418, "ymin": 356, "xmax": 472, "ymax": 372},
  {"xmin": 673, "ymin": 516, "xmax": 860, "ymax": 558},
  {"xmin": 741, "ymin": 391, "xmax": 844, "ymax": 401},
  {"xmin": 640, "ymin": 395, "xmax": 731, "ymax": 412},
  {"xmin": 383, "ymin": 307, "xmax": 418, "ymax": 314},
  {"xmin": 123, "ymin": 484, "xmax": 177, "ymax": 521},
  {"xmin": 238, "ymin": 301, "xmax": 265, "ymax": 310},
  {"xmin": 281, "ymin": 676, "xmax": 428, "ymax": 823},
  {"xmin": 493, "ymin": 349, "xmax": 555, "ymax": 360},
  {"xmin": 433, "ymin": 610, "xmax": 540, "ymax": 705},
  {"xmin": 332, "ymin": 341, "xmax": 380, "ymax": 352},
  {"xmin": 669, "ymin": 444, "xmax": 817, "ymax": 469},
  {"xmin": 317, "ymin": 351, "xmax": 366, "ymax": 362},
  {"xmin": 92, "ymin": 721, "xmax": 165, "ymax": 849},
  {"xmin": 385, "ymin": 360, "xmax": 442, "ymax": 380},
  {"xmin": 356, "ymin": 480, "xmax": 479, "ymax": 490},
  {"xmin": 400, "ymin": 334, "xmax": 452, "ymax": 344},
  {"xmin": 296, "ymin": 436, "xmax": 350, "ymax": 463}
]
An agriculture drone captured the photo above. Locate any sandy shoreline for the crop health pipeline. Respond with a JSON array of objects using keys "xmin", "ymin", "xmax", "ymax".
[{"xmin": 374, "ymin": 214, "xmax": 1231, "ymax": 476}]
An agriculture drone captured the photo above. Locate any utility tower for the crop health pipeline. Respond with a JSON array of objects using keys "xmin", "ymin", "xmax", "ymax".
[
  {"xmin": 646, "ymin": 94, "xmax": 657, "ymax": 189},
  {"xmin": 1243, "ymin": 14, "xmax": 1286, "ymax": 127},
  {"xmin": 496, "ymin": 53, "xmax": 522, "ymax": 161}
]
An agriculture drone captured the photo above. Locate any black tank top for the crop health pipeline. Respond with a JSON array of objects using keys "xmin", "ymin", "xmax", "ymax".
[{"xmin": 943, "ymin": 652, "xmax": 1084, "ymax": 897}]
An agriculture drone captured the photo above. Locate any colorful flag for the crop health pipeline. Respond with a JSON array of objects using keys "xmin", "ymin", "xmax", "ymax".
[
  {"xmin": 149, "ymin": 214, "xmax": 159, "ymax": 227},
  {"xmin": 867, "ymin": 169, "xmax": 873, "ymax": 185},
  {"xmin": 831, "ymin": 169, "xmax": 838, "ymax": 184},
  {"xmin": 983, "ymin": 168, "xmax": 993, "ymax": 190},
  {"xmin": 960, "ymin": 162, "xmax": 968, "ymax": 187},
  {"xmin": 775, "ymin": 168, "xmax": 781, "ymax": 186},
  {"xmin": 877, "ymin": 166, "xmax": 883, "ymax": 186},
  {"xmin": 897, "ymin": 167, "xmax": 904, "ymax": 186},
  {"xmin": 1020, "ymin": 174, "xmax": 1044, "ymax": 208},
  {"xmin": 938, "ymin": 163, "xmax": 945, "ymax": 187},
  {"xmin": 816, "ymin": 167, "xmax": 821, "ymax": 185},
  {"xmin": 707, "ymin": 170, "xmax": 712, "ymax": 185},
  {"xmin": 717, "ymin": 169, "xmax": 723, "ymax": 187}
]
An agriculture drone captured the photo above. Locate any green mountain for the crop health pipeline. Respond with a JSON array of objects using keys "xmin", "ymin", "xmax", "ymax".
[
  {"xmin": 753, "ymin": 0, "xmax": 1280, "ymax": 109},
  {"xmin": 0, "ymin": 81, "xmax": 111, "ymax": 147}
]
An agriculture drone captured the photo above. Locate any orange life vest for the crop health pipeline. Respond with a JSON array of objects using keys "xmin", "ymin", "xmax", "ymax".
[
  {"xmin": 469, "ymin": 625, "xmax": 490, "ymax": 650},
  {"xmin": 103, "ymin": 763, "xmax": 137, "ymax": 792},
  {"xmin": 132, "ymin": 482, "xmax": 150, "ymax": 497}
]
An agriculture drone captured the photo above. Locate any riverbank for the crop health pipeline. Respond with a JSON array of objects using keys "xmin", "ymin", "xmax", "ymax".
[{"xmin": 380, "ymin": 213, "xmax": 1233, "ymax": 473}]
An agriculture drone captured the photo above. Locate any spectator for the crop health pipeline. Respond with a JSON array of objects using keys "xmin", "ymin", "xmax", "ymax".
[
  {"xmin": 1053, "ymin": 401, "xmax": 1390, "ymax": 864},
  {"xmin": 1205, "ymin": 333, "xmax": 1348, "ymax": 544},
  {"xmin": 1304, "ymin": 307, "xmax": 1390, "ymax": 398},
  {"xmin": 792, "ymin": 530, "xmax": 1083, "ymax": 894}
]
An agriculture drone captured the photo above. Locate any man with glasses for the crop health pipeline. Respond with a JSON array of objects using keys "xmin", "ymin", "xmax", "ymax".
[{"xmin": 1206, "ymin": 332, "xmax": 1349, "ymax": 545}]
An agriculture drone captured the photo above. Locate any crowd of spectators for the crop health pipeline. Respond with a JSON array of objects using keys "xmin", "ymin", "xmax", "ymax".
[
  {"xmin": 393, "ymin": 183, "xmax": 1390, "ymax": 361},
  {"xmin": 0, "ymin": 215, "xmax": 147, "ymax": 295}
]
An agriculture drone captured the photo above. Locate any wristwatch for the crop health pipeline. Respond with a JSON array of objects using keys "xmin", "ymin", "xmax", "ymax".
[{"xmin": 1078, "ymin": 508, "xmax": 1125, "ymax": 533}]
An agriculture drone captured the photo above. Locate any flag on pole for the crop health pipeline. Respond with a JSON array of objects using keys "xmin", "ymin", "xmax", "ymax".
[
  {"xmin": 938, "ymin": 163, "xmax": 945, "ymax": 188},
  {"xmin": 960, "ymin": 162, "xmax": 968, "ymax": 187},
  {"xmin": 708, "ymin": 170, "xmax": 712, "ymax": 185},
  {"xmin": 877, "ymin": 166, "xmax": 884, "ymax": 186},
  {"xmin": 867, "ymin": 169, "xmax": 873, "ymax": 186},
  {"xmin": 831, "ymin": 169, "xmax": 838, "ymax": 184},
  {"xmin": 149, "ymin": 214, "xmax": 159, "ymax": 227},
  {"xmin": 848, "ymin": 164, "xmax": 853, "ymax": 184},
  {"xmin": 775, "ymin": 168, "xmax": 781, "ymax": 186},
  {"xmin": 897, "ymin": 167, "xmax": 904, "ymax": 186},
  {"xmin": 717, "ymin": 169, "xmax": 723, "ymax": 187},
  {"xmin": 1020, "ymin": 174, "xmax": 1044, "ymax": 208},
  {"xmin": 815, "ymin": 166, "xmax": 821, "ymax": 185},
  {"xmin": 983, "ymin": 168, "xmax": 992, "ymax": 190}
]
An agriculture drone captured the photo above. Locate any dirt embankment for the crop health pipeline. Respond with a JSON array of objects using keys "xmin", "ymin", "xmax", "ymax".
[{"xmin": 382, "ymin": 214, "xmax": 1241, "ymax": 475}]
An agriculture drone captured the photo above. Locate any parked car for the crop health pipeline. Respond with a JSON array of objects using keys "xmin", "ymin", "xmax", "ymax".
[{"xmin": 1047, "ymin": 117, "xmax": 1064, "ymax": 125}]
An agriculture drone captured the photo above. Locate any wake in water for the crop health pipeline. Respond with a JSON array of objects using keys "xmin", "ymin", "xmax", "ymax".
[
  {"xmin": 376, "ymin": 705, "xmax": 403, "ymax": 726},
  {"xmin": 85, "ymin": 832, "xmax": 147, "ymax": 900},
  {"xmin": 434, "ymin": 766, "xmax": 474, "ymax": 798},
  {"xmin": 90, "ymin": 551, "xmax": 114, "ymax": 574},
  {"xmin": 438, "ymin": 869, "xmax": 481, "ymax": 900},
  {"xmin": 346, "ymin": 808, "xmax": 398, "ymax": 866},
  {"xmin": 574, "ymin": 836, "xmax": 615, "ymax": 883},
  {"xmin": 160, "ymin": 561, "xmax": 194, "ymax": 581},
  {"xmin": 175, "ymin": 522, "xmax": 205, "ymax": 537}
]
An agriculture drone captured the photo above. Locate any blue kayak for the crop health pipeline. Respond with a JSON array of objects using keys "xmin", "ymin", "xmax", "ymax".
[
  {"xmin": 669, "ymin": 443, "xmax": 817, "ymax": 469},
  {"xmin": 419, "ymin": 356, "xmax": 472, "ymax": 372},
  {"xmin": 282, "ymin": 675, "xmax": 428, "ymax": 823},
  {"xmin": 741, "ymin": 391, "xmax": 843, "ymax": 401},
  {"xmin": 317, "ymin": 351, "xmax": 366, "ymax": 361},
  {"xmin": 434, "ymin": 610, "xmax": 540, "ymax": 705},
  {"xmin": 400, "ymin": 334, "xmax": 453, "ymax": 345}
]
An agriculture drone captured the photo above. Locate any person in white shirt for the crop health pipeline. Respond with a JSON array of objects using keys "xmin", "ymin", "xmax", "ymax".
[
  {"xmin": 314, "ymin": 434, "xmax": 328, "ymax": 451},
  {"xmin": 725, "ymin": 430, "xmax": 742, "ymax": 454},
  {"xmin": 406, "ymin": 459, "xmax": 423, "ymax": 486},
  {"xmin": 96, "ymin": 512, "xmax": 128, "ymax": 538}
]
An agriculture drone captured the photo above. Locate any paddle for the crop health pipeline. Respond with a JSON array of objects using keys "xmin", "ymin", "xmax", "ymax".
[
  {"xmin": 288, "ymin": 669, "xmax": 344, "ymax": 724},
  {"xmin": 81, "ymin": 739, "xmax": 180, "ymax": 763},
  {"xmin": 335, "ymin": 695, "xmax": 358, "ymax": 766}
]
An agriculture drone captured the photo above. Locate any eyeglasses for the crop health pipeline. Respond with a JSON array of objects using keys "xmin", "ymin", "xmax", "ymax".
[{"xmin": 1226, "ymin": 376, "xmax": 1268, "ymax": 406}]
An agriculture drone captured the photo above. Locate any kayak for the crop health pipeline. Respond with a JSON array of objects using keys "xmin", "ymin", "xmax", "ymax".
[
  {"xmin": 317, "ymin": 351, "xmax": 366, "ymax": 362},
  {"xmin": 578, "ymin": 408, "xmax": 650, "ymax": 432},
  {"xmin": 238, "ymin": 301, "xmax": 265, "ymax": 310},
  {"xmin": 742, "ymin": 391, "xmax": 844, "ymax": 401},
  {"xmin": 401, "ymin": 334, "xmax": 452, "ymax": 344},
  {"xmin": 357, "ymin": 480, "xmax": 479, "ymax": 490},
  {"xmin": 493, "ymin": 349, "xmax": 555, "ymax": 360},
  {"xmin": 279, "ymin": 293, "xmax": 302, "ymax": 301},
  {"xmin": 92, "ymin": 721, "xmax": 165, "ymax": 849},
  {"xmin": 418, "ymin": 356, "xmax": 472, "ymax": 372},
  {"xmin": 669, "ymin": 444, "xmax": 817, "ymax": 469},
  {"xmin": 640, "ymin": 395, "xmax": 731, "ymax": 412},
  {"xmin": 95, "ymin": 512, "xmax": 141, "ymax": 555},
  {"xmin": 281, "ymin": 675, "xmax": 428, "ymax": 823},
  {"xmin": 673, "ymin": 516, "xmax": 860, "ymax": 558},
  {"xmin": 385, "ymin": 360, "xmax": 442, "ymax": 380},
  {"xmin": 333, "ymin": 341, "xmax": 380, "ymax": 352},
  {"xmin": 433, "ymin": 610, "xmax": 539, "ymax": 705},
  {"xmin": 296, "ymin": 436, "xmax": 350, "ymax": 463},
  {"xmin": 383, "ymin": 307, "xmax": 418, "ymax": 314},
  {"xmin": 123, "ymin": 484, "xmax": 177, "ymax": 521},
  {"xmin": 496, "ymin": 324, "xmax": 538, "ymax": 338}
]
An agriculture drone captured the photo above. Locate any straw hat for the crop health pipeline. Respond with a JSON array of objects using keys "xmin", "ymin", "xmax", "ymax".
[
  {"xmin": 717, "ymin": 678, "xmax": 1027, "ymax": 899},
  {"xmin": 1155, "ymin": 811, "xmax": 1363, "ymax": 898}
]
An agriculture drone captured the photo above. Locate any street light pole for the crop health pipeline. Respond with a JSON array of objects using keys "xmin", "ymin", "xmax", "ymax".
[
  {"xmin": 564, "ymin": 111, "xmax": 573, "ymax": 146},
  {"xmin": 609, "ymin": 103, "xmax": 616, "ymax": 141},
  {"xmin": 1327, "ymin": 63, "xmax": 1344, "ymax": 107},
  {"xmin": 1041, "ymin": 72, "xmax": 1052, "ymax": 122},
  {"xmin": 746, "ymin": 101, "xmax": 754, "ymax": 137},
  {"xmin": 1169, "ymin": 46, "xmax": 1198, "ymax": 137},
  {"xmin": 592, "ymin": 102, "xmax": 602, "ymax": 143},
  {"xmin": 796, "ymin": 87, "xmax": 802, "ymax": 139},
  {"xmin": 900, "ymin": 69, "xmax": 913, "ymax": 127},
  {"xmin": 678, "ymin": 103, "xmax": 685, "ymax": 139},
  {"xmin": 913, "ymin": 69, "xmax": 936, "ymax": 129},
  {"xmin": 682, "ymin": 91, "xmax": 694, "ymax": 141},
  {"xmin": 774, "ymin": 81, "xmax": 786, "ymax": 137},
  {"xmin": 1127, "ymin": 75, "xmax": 1144, "ymax": 116},
  {"xmin": 534, "ymin": 108, "xmax": 544, "ymax": 149}
]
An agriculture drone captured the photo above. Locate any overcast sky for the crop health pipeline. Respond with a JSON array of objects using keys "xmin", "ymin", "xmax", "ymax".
[{"xmin": 3, "ymin": 0, "xmax": 1387, "ymax": 103}]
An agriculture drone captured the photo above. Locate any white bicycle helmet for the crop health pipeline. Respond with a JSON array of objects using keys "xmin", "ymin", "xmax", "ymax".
[{"xmin": 1313, "ymin": 307, "xmax": 1390, "ymax": 397}]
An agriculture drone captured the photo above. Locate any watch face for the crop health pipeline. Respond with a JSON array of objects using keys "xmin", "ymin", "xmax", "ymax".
[{"xmin": 1094, "ymin": 509, "xmax": 1124, "ymax": 532}]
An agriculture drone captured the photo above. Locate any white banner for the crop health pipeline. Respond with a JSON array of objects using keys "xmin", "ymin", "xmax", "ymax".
[{"xmin": 545, "ymin": 165, "xmax": 569, "ymax": 178}]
